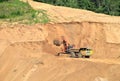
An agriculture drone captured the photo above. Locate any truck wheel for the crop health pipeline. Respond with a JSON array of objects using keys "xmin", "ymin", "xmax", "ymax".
[
  {"xmin": 85, "ymin": 56, "xmax": 90, "ymax": 58},
  {"xmin": 57, "ymin": 53, "xmax": 61, "ymax": 56},
  {"xmin": 77, "ymin": 53, "xmax": 82, "ymax": 58},
  {"xmin": 70, "ymin": 52, "xmax": 76, "ymax": 58},
  {"xmin": 82, "ymin": 55, "xmax": 85, "ymax": 58}
]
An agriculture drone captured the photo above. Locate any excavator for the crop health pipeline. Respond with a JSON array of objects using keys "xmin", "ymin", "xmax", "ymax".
[{"xmin": 53, "ymin": 39, "xmax": 93, "ymax": 58}]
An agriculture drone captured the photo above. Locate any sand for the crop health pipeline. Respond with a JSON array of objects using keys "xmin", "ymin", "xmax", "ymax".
[{"xmin": 0, "ymin": 0, "xmax": 120, "ymax": 81}]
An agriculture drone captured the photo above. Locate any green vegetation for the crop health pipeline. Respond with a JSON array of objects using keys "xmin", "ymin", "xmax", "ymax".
[
  {"xmin": 34, "ymin": 0, "xmax": 120, "ymax": 16},
  {"xmin": 0, "ymin": 0, "xmax": 9, "ymax": 2},
  {"xmin": 0, "ymin": 0, "xmax": 50, "ymax": 24}
]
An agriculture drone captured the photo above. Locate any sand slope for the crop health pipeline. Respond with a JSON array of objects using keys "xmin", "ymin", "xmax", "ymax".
[{"xmin": 0, "ymin": 0, "xmax": 120, "ymax": 81}]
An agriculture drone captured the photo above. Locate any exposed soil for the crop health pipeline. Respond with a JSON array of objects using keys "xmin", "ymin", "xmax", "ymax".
[{"xmin": 0, "ymin": 0, "xmax": 120, "ymax": 81}]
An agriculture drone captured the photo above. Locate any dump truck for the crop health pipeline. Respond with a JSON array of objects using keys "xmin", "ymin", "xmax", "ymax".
[{"xmin": 57, "ymin": 48, "xmax": 93, "ymax": 58}]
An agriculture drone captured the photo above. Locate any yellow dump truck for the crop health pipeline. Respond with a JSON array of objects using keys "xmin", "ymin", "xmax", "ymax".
[
  {"xmin": 70, "ymin": 48, "xmax": 93, "ymax": 58},
  {"xmin": 57, "ymin": 47, "xmax": 93, "ymax": 58}
]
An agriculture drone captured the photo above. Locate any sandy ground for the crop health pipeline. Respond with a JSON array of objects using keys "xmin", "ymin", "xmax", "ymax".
[{"xmin": 0, "ymin": 0, "xmax": 120, "ymax": 81}]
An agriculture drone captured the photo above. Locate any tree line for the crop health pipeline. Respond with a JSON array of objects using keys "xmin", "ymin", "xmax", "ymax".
[
  {"xmin": 0, "ymin": 0, "xmax": 119, "ymax": 16},
  {"xmin": 34, "ymin": 0, "xmax": 120, "ymax": 16}
]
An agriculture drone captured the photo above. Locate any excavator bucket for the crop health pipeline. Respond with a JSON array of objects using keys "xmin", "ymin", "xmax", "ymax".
[{"xmin": 53, "ymin": 39, "xmax": 61, "ymax": 46}]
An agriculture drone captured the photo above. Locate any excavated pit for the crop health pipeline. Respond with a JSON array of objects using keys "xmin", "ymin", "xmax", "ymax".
[
  {"xmin": 45, "ymin": 22, "xmax": 120, "ymax": 59},
  {"xmin": 0, "ymin": 22, "xmax": 120, "ymax": 81}
]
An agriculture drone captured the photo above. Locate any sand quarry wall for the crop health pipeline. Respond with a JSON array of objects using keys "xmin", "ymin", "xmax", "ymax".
[
  {"xmin": 45, "ymin": 22, "xmax": 120, "ymax": 59},
  {"xmin": 0, "ymin": 22, "xmax": 120, "ymax": 58},
  {"xmin": 0, "ymin": 22, "xmax": 120, "ymax": 81}
]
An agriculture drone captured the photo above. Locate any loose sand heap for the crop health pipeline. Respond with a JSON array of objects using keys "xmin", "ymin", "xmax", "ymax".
[{"xmin": 0, "ymin": 0, "xmax": 120, "ymax": 81}]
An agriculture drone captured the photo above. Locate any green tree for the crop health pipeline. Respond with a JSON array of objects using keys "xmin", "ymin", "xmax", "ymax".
[
  {"xmin": 54, "ymin": 0, "xmax": 65, "ymax": 6},
  {"xmin": 66, "ymin": 0, "xmax": 79, "ymax": 8},
  {"xmin": 108, "ymin": 0, "xmax": 120, "ymax": 16},
  {"xmin": 78, "ymin": 0, "xmax": 95, "ymax": 10},
  {"xmin": 0, "ymin": 0, "xmax": 9, "ymax": 2}
]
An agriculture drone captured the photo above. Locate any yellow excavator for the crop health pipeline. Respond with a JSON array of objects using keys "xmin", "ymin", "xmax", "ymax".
[{"xmin": 53, "ymin": 39, "xmax": 93, "ymax": 58}]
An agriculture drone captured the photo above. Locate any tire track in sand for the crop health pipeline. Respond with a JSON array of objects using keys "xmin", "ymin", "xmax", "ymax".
[{"xmin": 23, "ymin": 64, "xmax": 38, "ymax": 81}]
